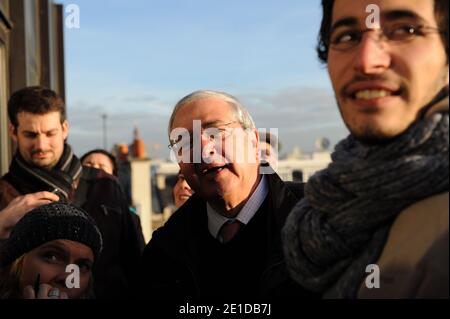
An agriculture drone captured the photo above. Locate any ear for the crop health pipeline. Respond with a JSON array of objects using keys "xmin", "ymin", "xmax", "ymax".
[
  {"xmin": 251, "ymin": 128, "xmax": 260, "ymax": 161},
  {"xmin": 62, "ymin": 120, "xmax": 69, "ymax": 140},
  {"xmin": 253, "ymin": 129, "xmax": 259, "ymax": 148},
  {"xmin": 8, "ymin": 123, "xmax": 18, "ymax": 143}
]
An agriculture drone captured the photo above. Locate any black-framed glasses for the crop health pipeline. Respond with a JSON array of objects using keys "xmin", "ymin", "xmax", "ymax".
[
  {"xmin": 168, "ymin": 121, "xmax": 239, "ymax": 155},
  {"xmin": 329, "ymin": 22, "xmax": 444, "ymax": 51}
]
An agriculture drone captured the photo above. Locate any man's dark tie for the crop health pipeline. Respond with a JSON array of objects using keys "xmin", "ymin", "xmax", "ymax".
[{"xmin": 220, "ymin": 220, "xmax": 243, "ymax": 243}]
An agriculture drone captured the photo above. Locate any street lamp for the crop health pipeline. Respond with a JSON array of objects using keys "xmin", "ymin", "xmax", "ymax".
[{"xmin": 102, "ymin": 113, "xmax": 107, "ymax": 150}]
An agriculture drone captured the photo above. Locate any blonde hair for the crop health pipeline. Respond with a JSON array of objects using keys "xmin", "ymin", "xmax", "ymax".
[{"xmin": 0, "ymin": 255, "xmax": 25, "ymax": 299}]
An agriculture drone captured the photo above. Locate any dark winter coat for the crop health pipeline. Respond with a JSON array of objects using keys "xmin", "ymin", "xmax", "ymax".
[{"xmin": 138, "ymin": 172, "xmax": 317, "ymax": 300}]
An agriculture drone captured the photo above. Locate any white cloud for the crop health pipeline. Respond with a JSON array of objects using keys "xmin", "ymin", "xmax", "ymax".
[{"xmin": 67, "ymin": 86, "xmax": 349, "ymax": 157}]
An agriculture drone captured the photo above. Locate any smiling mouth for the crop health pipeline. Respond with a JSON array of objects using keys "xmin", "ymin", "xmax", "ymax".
[
  {"xmin": 201, "ymin": 164, "xmax": 229, "ymax": 175},
  {"xmin": 352, "ymin": 89, "xmax": 402, "ymax": 100}
]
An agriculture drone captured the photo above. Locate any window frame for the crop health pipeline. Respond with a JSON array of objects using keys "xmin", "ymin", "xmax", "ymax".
[
  {"xmin": 0, "ymin": 1, "xmax": 12, "ymax": 176},
  {"xmin": 0, "ymin": 40, "xmax": 10, "ymax": 175}
]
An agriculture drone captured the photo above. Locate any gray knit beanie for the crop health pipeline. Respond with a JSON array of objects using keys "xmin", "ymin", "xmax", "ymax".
[{"xmin": 0, "ymin": 203, "xmax": 103, "ymax": 267}]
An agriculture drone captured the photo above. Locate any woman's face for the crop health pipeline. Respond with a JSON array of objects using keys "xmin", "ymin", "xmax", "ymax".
[
  {"xmin": 82, "ymin": 152, "xmax": 114, "ymax": 175},
  {"xmin": 173, "ymin": 173, "xmax": 194, "ymax": 208},
  {"xmin": 19, "ymin": 239, "xmax": 94, "ymax": 299}
]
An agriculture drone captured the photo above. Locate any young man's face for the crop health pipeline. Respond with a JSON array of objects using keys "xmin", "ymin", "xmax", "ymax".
[
  {"xmin": 328, "ymin": 0, "xmax": 448, "ymax": 143},
  {"xmin": 10, "ymin": 111, "xmax": 69, "ymax": 169}
]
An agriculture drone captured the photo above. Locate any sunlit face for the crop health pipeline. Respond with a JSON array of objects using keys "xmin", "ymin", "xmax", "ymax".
[
  {"xmin": 172, "ymin": 173, "xmax": 194, "ymax": 208},
  {"xmin": 171, "ymin": 98, "xmax": 260, "ymax": 206},
  {"xmin": 328, "ymin": 0, "xmax": 448, "ymax": 143},
  {"xmin": 19, "ymin": 239, "xmax": 94, "ymax": 299},
  {"xmin": 82, "ymin": 153, "xmax": 114, "ymax": 175},
  {"xmin": 9, "ymin": 111, "xmax": 69, "ymax": 169}
]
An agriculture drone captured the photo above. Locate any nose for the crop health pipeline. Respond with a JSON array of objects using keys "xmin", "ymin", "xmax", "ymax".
[
  {"xmin": 200, "ymin": 132, "xmax": 217, "ymax": 157},
  {"xmin": 353, "ymin": 31, "xmax": 391, "ymax": 75},
  {"xmin": 34, "ymin": 134, "xmax": 49, "ymax": 151},
  {"xmin": 181, "ymin": 180, "xmax": 192, "ymax": 192},
  {"xmin": 50, "ymin": 270, "xmax": 70, "ymax": 289}
]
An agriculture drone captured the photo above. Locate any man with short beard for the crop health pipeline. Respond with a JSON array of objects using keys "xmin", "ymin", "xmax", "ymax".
[
  {"xmin": 0, "ymin": 86, "xmax": 144, "ymax": 298},
  {"xmin": 283, "ymin": 0, "xmax": 448, "ymax": 298}
]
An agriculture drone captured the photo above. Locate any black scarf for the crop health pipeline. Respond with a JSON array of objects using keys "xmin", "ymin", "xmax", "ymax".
[
  {"xmin": 282, "ymin": 93, "xmax": 449, "ymax": 298},
  {"xmin": 8, "ymin": 144, "xmax": 82, "ymax": 202}
]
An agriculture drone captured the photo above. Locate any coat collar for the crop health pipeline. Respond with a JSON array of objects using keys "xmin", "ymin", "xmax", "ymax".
[{"xmin": 153, "ymin": 172, "xmax": 304, "ymax": 264}]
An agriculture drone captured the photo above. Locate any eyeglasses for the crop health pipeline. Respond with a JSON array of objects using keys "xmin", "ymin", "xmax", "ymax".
[
  {"xmin": 329, "ymin": 22, "xmax": 444, "ymax": 51},
  {"xmin": 168, "ymin": 121, "xmax": 239, "ymax": 156}
]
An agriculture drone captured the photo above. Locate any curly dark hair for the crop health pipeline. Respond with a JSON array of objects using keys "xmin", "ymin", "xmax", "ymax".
[
  {"xmin": 8, "ymin": 86, "xmax": 66, "ymax": 128},
  {"xmin": 317, "ymin": 0, "xmax": 449, "ymax": 64}
]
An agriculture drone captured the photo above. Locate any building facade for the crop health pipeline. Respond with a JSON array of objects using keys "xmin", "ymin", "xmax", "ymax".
[{"xmin": 0, "ymin": 0, "xmax": 65, "ymax": 176}]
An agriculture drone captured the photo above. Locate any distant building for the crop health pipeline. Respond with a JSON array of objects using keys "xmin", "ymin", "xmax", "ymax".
[
  {"xmin": 0, "ymin": 0, "xmax": 65, "ymax": 175},
  {"xmin": 274, "ymin": 138, "xmax": 332, "ymax": 182},
  {"xmin": 277, "ymin": 150, "xmax": 331, "ymax": 182}
]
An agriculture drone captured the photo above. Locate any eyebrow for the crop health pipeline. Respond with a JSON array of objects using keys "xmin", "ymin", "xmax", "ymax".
[
  {"xmin": 38, "ymin": 243, "xmax": 69, "ymax": 259},
  {"xmin": 181, "ymin": 120, "xmax": 233, "ymax": 134},
  {"xmin": 22, "ymin": 128, "xmax": 58, "ymax": 135},
  {"xmin": 202, "ymin": 120, "xmax": 230, "ymax": 128},
  {"xmin": 331, "ymin": 17, "xmax": 358, "ymax": 33},
  {"xmin": 171, "ymin": 120, "xmax": 236, "ymax": 143},
  {"xmin": 383, "ymin": 10, "xmax": 426, "ymax": 24},
  {"xmin": 22, "ymin": 131, "xmax": 38, "ymax": 136},
  {"xmin": 38, "ymin": 242, "xmax": 93, "ymax": 261}
]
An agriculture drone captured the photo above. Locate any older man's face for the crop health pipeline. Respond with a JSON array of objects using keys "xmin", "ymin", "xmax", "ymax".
[
  {"xmin": 170, "ymin": 98, "xmax": 260, "ymax": 203},
  {"xmin": 328, "ymin": 0, "xmax": 448, "ymax": 143}
]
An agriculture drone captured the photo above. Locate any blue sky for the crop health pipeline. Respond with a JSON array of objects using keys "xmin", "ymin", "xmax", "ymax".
[{"xmin": 58, "ymin": 0, "xmax": 348, "ymax": 158}]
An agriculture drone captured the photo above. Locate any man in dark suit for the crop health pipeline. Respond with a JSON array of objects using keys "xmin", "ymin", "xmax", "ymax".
[{"xmin": 139, "ymin": 90, "xmax": 314, "ymax": 300}]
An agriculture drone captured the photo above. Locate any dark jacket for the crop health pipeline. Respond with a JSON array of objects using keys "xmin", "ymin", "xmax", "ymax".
[
  {"xmin": 139, "ymin": 172, "xmax": 316, "ymax": 300},
  {"xmin": 0, "ymin": 166, "xmax": 145, "ymax": 299}
]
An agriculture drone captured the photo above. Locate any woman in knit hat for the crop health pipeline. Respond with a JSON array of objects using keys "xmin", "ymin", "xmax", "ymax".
[{"xmin": 0, "ymin": 202, "xmax": 102, "ymax": 299}]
